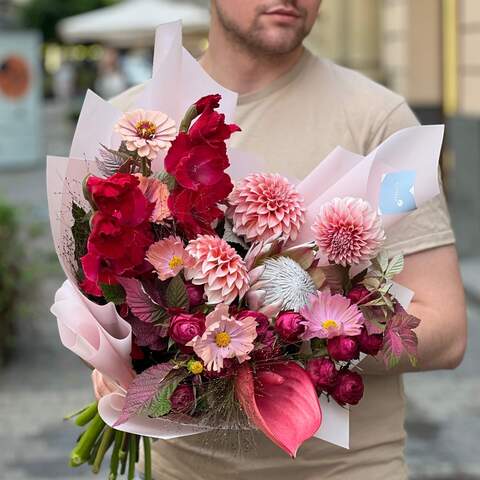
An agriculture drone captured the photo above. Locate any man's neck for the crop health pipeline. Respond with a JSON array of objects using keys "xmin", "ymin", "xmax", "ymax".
[{"xmin": 199, "ymin": 30, "xmax": 305, "ymax": 96}]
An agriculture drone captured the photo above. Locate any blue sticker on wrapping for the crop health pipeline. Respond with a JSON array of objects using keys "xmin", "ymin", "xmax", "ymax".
[{"xmin": 379, "ymin": 171, "xmax": 417, "ymax": 214}]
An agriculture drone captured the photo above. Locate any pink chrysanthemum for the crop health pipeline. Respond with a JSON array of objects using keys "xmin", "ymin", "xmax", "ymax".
[
  {"xmin": 114, "ymin": 109, "xmax": 176, "ymax": 160},
  {"xmin": 228, "ymin": 173, "xmax": 306, "ymax": 243},
  {"xmin": 300, "ymin": 290, "xmax": 364, "ymax": 340},
  {"xmin": 146, "ymin": 236, "xmax": 193, "ymax": 281},
  {"xmin": 135, "ymin": 174, "xmax": 170, "ymax": 223},
  {"xmin": 185, "ymin": 235, "xmax": 249, "ymax": 305},
  {"xmin": 312, "ymin": 197, "xmax": 385, "ymax": 266},
  {"xmin": 187, "ymin": 304, "xmax": 257, "ymax": 371}
]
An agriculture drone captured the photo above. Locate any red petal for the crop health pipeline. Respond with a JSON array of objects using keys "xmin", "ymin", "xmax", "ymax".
[{"xmin": 235, "ymin": 362, "xmax": 322, "ymax": 457}]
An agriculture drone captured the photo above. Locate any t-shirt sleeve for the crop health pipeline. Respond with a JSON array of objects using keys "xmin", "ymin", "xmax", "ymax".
[{"xmin": 367, "ymin": 101, "xmax": 455, "ymax": 258}]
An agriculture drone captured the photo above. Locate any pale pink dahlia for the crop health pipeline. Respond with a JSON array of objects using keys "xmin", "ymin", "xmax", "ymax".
[
  {"xmin": 312, "ymin": 197, "xmax": 385, "ymax": 266},
  {"xmin": 228, "ymin": 173, "xmax": 306, "ymax": 243},
  {"xmin": 135, "ymin": 174, "xmax": 170, "ymax": 223},
  {"xmin": 114, "ymin": 109, "xmax": 176, "ymax": 160},
  {"xmin": 300, "ymin": 290, "xmax": 364, "ymax": 340},
  {"xmin": 187, "ymin": 304, "xmax": 257, "ymax": 371},
  {"xmin": 146, "ymin": 236, "xmax": 193, "ymax": 281},
  {"xmin": 184, "ymin": 235, "xmax": 249, "ymax": 305}
]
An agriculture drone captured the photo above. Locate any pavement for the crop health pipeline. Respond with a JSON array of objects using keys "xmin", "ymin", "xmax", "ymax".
[{"xmin": 0, "ymin": 100, "xmax": 479, "ymax": 480}]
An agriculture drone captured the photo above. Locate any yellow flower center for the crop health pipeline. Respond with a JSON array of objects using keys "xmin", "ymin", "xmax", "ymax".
[
  {"xmin": 135, "ymin": 120, "xmax": 157, "ymax": 139},
  {"xmin": 168, "ymin": 255, "xmax": 183, "ymax": 269},
  {"xmin": 188, "ymin": 360, "xmax": 204, "ymax": 375},
  {"xmin": 215, "ymin": 331, "xmax": 231, "ymax": 348},
  {"xmin": 322, "ymin": 319, "xmax": 339, "ymax": 330}
]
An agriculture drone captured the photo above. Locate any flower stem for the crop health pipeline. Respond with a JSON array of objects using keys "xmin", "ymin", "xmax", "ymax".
[
  {"xmin": 69, "ymin": 413, "xmax": 105, "ymax": 467},
  {"xmin": 109, "ymin": 430, "xmax": 125, "ymax": 480},
  {"xmin": 128, "ymin": 434, "xmax": 138, "ymax": 480},
  {"xmin": 143, "ymin": 437, "xmax": 152, "ymax": 480},
  {"xmin": 179, "ymin": 104, "xmax": 199, "ymax": 133},
  {"xmin": 92, "ymin": 426, "xmax": 115, "ymax": 473},
  {"xmin": 119, "ymin": 434, "xmax": 129, "ymax": 475},
  {"xmin": 74, "ymin": 401, "xmax": 98, "ymax": 427}
]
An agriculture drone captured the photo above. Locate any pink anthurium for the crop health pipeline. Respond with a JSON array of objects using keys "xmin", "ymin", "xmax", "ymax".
[{"xmin": 235, "ymin": 361, "xmax": 322, "ymax": 458}]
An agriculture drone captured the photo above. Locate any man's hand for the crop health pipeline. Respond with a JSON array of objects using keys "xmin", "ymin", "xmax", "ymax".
[{"xmin": 362, "ymin": 244, "xmax": 467, "ymax": 374}]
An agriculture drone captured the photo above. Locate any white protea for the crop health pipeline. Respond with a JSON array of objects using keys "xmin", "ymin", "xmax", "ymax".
[{"xmin": 246, "ymin": 256, "xmax": 317, "ymax": 316}]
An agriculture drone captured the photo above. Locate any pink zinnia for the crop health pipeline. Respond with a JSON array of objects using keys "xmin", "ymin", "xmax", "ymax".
[
  {"xmin": 145, "ymin": 236, "xmax": 193, "ymax": 281},
  {"xmin": 185, "ymin": 235, "xmax": 249, "ymax": 305},
  {"xmin": 135, "ymin": 174, "xmax": 170, "ymax": 223},
  {"xmin": 312, "ymin": 197, "xmax": 384, "ymax": 266},
  {"xmin": 187, "ymin": 304, "xmax": 257, "ymax": 371},
  {"xmin": 114, "ymin": 109, "xmax": 176, "ymax": 160},
  {"xmin": 300, "ymin": 290, "xmax": 364, "ymax": 340},
  {"xmin": 228, "ymin": 173, "xmax": 306, "ymax": 243}
]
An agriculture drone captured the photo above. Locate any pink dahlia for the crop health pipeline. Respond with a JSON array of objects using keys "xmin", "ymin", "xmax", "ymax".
[
  {"xmin": 185, "ymin": 235, "xmax": 249, "ymax": 305},
  {"xmin": 228, "ymin": 173, "xmax": 306, "ymax": 243},
  {"xmin": 312, "ymin": 197, "xmax": 384, "ymax": 266},
  {"xmin": 300, "ymin": 290, "xmax": 364, "ymax": 340},
  {"xmin": 187, "ymin": 304, "xmax": 257, "ymax": 371},
  {"xmin": 135, "ymin": 174, "xmax": 170, "ymax": 223},
  {"xmin": 145, "ymin": 236, "xmax": 193, "ymax": 281},
  {"xmin": 114, "ymin": 109, "xmax": 176, "ymax": 160}
]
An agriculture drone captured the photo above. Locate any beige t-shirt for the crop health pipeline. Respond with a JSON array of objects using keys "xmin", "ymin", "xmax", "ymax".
[{"xmin": 111, "ymin": 49, "xmax": 455, "ymax": 480}]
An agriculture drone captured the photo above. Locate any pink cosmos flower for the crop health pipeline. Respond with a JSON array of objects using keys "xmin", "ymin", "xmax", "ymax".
[
  {"xmin": 114, "ymin": 109, "xmax": 176, "ymax": 160},
  {"xmin": 312, "ymin": 197, "xmax": 385, "ymax": 266},
  {"xmin": 300, "ymin": 290, "xmax": 364, "ymax": 340},
  {"xmin": 187, "ymin": 304, "xmax": 258, "ymax": 372},
  {"xmin": 135, "ymin": 174, "xmax": 170, "ymax": 223},
  {"xmin": 145, "ymin": 236, "xmax": 193, "ymax": 281},
  {"xmin": 185, "ymin": 235, "xmax": 249, "ymax": 305},
  {"xmin": 228, "ymin": 173, "xmax": 306, "ymax": 243}
]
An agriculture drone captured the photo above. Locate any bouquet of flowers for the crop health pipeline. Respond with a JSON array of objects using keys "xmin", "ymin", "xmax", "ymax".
[{"xmin": 47, "ymin": 22, "xmax": 444, "ymax": 480}]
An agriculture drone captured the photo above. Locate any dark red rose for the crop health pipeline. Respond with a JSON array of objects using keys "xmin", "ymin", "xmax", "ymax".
[
  {"xmin": 189, "ymin": 109, "xmax": 240, "ymax": 148},
  {"xmin": 331, "ymin": 371, "xmax": 364, "ymax": 406},
  {"xmin": 327, "ymin": 336, "xmax": 359, "ymax": 362},
  {"xmin": 347, "ymin": 285, "xmax": 370, "ymax": 305},
  {"xmin": 130, "ymin": 340, "xmax": 145, "ymax": 360},
  {"xmin": 252, "ymin": 329, "xmax": 281, "ymax": 361},
  {"xmin": 170, "ymin": 384, "xmax": 195, "ymax": 413},
  {"xmin": 185, "ymin": 282, "xmax": 204, "ymax": 307},
  {"xmin": 357, "ymin": 328, "xmax": 383, "ymax": 356},
  {"xmin": 236, "ymin": 310, "xmax": 269, "ymax": 338},
  {"xmin": 169, "ymin": 313, "xmax": 206, "ymax": 346},
  {"xmin": 275, "ymin": 312, "xmax": 305, "ymax": 342},
  {"xmin": 195, "ymin": 94, "xmax": 221, "ymax": 113},
  {"xmin": 168, "ymin": 181, "xmax": 232, "ymax": 238},
  {"xmin": 306, "ymin": 357, "xmax": 338, "ymax": 393},
  {"xmin": 86, "ymin": 173, "xmax": 153, "ymax": 227}
]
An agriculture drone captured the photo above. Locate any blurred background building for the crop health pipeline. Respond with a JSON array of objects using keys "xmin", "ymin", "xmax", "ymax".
[{"xmin": 0, "ymin": 1, "xmax": 479, "ymax": 479}]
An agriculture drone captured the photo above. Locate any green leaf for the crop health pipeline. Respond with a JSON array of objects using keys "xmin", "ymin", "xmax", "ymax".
[
  {"xmin": 156, "ymin": 171, "xmax": 176, "ymax": 192},
  {"xmin": 385, "ymin": 255, "xmax": 404, "ymax": 279},
  {"xmin": 100, "ymin": 283, "xmax": 126, "ymax": 305},
  {"xmin": 147, "ymin": 371, "xmax": 187, "ymax": 417},
  {"xmin": 71, "ymin": 202, "xmax": 90, "ymax": 265},
  {"xmin": 362, "ymin": 276, "xmax": 382, "ymax": 291},
  {"xmin": 223, "ymin": 218, "xmax": 248, "ymax": 249},
  {"xmin": 374, "ymin": 250, "xmax": 389, "ymax": 273},
  {"xmin": 166, "ymin": 276, "xmax": 189, "ymax": 309}
]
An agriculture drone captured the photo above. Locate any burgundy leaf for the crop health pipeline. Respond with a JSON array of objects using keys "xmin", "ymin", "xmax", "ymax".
[
  {"xmin": 382, "ymin": 312, "xmax": 421, "ymax": 368},
  {"xmin": 118, "ymin": 277, "xmax": 168, "ymax": 325},
  {"xmin": 130, "ymin": 316, "xmax": 167, "ymax": 349},
  {"xmin": 114, "ymin": 363, "xmax": 174, "ymax": 426}
]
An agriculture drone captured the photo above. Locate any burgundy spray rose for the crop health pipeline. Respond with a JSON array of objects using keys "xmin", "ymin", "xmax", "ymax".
[
  {"xmin": 185, "ymin": 282, "xmax": 204, "ymax": 308},
  {"xmin": 327, "ymin": 336, "xmax": 359, "ymax": 362},
  {"xmin": 331, "ymin": 371, "xmax": 364, "ymax": 405},
  {"xmin": 346, "ymin": 285, "xmax": 370, "ymax": 305},
  {"xmin": 236, "ymin": 310, "xmax": 269, "ymax": 338},
  {"xmin": 170, "ymin": 384, "xmax": 195, "ymax": 413},
  {"xmin": 169, "ymin": 313, "xmax": 206, "ymax": 346},
  {"xmin": 275, "ymin": 312, "xmax": 305, "ymax": 342},
  {"xmin": 357, "ymin": 327, "xmax": 383, "ymax": 355},
  {"xmin": 306, "ymin": 357, "xmax": 338, "ymax": 393}
]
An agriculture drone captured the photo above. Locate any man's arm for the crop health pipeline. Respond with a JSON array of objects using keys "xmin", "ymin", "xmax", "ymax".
[{"xmin": 361, "ymin": 244, "xmax": 467, "ymax": 374}]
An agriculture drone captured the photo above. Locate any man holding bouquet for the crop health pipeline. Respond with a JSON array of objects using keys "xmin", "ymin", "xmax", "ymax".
[{"xmin": 112, "ymin": 1, "xmax": 467, "ymax": 478}]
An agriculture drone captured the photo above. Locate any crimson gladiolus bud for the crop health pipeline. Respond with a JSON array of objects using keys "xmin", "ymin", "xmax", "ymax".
[{"xmin": 327, "ymin": 336, "xmax": 359, "ymax": 362}]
